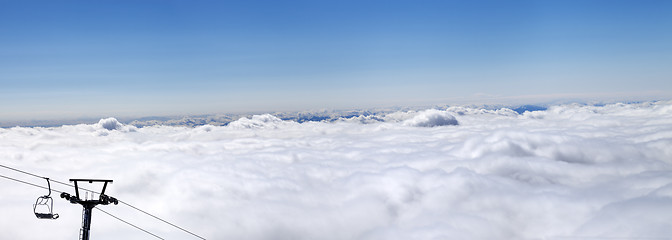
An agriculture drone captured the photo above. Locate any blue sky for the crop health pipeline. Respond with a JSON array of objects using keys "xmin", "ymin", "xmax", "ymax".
[{"xmin": 1, "ymin": 0, "xmax": 671, "ymax": 121}]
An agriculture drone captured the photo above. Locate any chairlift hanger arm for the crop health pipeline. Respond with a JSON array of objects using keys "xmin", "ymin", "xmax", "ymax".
[{"xmin": 43, "ymin": 177, "xmax": 51, "ymax": 197}]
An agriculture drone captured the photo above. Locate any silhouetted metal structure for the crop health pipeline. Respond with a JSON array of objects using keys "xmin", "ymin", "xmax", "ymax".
[{"xmin": 60, "ymin": 179, "xmax": 118, "ymax": 240}]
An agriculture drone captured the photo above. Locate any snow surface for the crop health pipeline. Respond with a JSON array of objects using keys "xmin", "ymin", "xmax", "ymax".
[{"xmin": 1, "ymin": 101, "xmax": 672, "ymax": 240}]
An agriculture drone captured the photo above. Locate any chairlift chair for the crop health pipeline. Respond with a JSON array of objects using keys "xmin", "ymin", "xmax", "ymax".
[{"xmin": 33, "ymin": 178, "xmax": 59, "ymax": 220}]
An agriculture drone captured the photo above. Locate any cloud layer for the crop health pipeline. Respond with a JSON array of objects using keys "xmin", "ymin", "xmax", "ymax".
[{"xmin": 1, "ymin": 101, "xmax": 672, "ymax": 240}]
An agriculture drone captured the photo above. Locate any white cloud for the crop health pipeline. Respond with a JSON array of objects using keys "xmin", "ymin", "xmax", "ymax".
[
  {"xmin": 402, "ymin": 109, "xmax": 458, "ymax": 127},
  {"xmin": 227, "ymin": 114, "xmax": 288, "ymax": 129},
  {"xmin": 1, "ymin": 101, "xmax": 671, "ymax": 240},
  {"xmin": 98, "ymin": 117, "xmax": 123, "ymax": 131}
]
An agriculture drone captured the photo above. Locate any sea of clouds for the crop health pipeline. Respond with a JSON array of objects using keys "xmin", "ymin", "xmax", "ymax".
[{"xmin": 1, "ymin": 101, "xmax": 672, "ymax": 240}]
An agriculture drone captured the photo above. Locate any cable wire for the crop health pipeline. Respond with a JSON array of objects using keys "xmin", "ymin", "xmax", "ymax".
[
  {"xmin": 2, "ymin": 163, "xmax": 111, "ymax": 196},
  {"xmin": 0, "ymin": 163, "xmax": 207, "ymax": 240},
  {"xmin": 0, "ymin": 164, "xmax": 47, "ymax": 179},
  {"xmin": 0, "ymin": 173, "xmax": 64, "ymax": 194},
  {"xmin": 0, "ymin": 164, "xmax": 74, "ymax": 190},
  {"xmin": 118, "ymin": 200, "xmax": 206, "ymax": 240},
  {"xmin": 96, "ymin": 207, "xmax": 165, "ymax": 240}
]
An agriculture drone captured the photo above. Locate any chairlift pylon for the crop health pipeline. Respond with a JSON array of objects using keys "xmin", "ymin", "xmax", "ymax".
[
  {"xmin": 60, "ymin": 179, "xmax": 116, "ymax": 240},
  {"xmin": 33, "ymin": 178, "xmax": 59, "ymax": 220}
]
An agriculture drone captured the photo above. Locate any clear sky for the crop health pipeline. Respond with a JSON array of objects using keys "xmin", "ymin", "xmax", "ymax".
[{"xmin": 1, "ymin": 0, "xmax": 671, "ymax": 121}]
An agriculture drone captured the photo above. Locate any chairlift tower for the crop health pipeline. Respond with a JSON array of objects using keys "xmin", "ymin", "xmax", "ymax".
[{"xmin": 60, "ymin": 179, "xmax": 118, "ymax": 240}]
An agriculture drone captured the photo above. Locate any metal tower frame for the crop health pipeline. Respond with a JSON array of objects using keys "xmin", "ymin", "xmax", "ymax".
[{"xmin": 60, "ymin": 179, "xmax": 118, "ymax": 240}]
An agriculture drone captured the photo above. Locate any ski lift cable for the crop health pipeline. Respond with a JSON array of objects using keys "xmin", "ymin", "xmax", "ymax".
[
  {"xmin": 0, "ymin": 164, "xmax": 51, "ymax": 181},
  {"xmin": 0, "ymin": 173, "xmax": 65, "ymax": 194},
  {"xmin": 0, "ymin": 164, "xmax": 91, "ymax": 195},
  {"xmin": 0, "ymin": 163, "xmax": 207, "ymax": 240},
  {"xmin": 95, "ymin": 206, "xmax": 165, "ymax": 240},
  {"xmin": 0, "ymin": 172, "xmax": 165, "ymax": 239},
  {"xmin": 1, "ymin": 163, "xmax": 105, "ymax": 195},
  {"xmin": 117, "ymin": 200, "xmax": 206, "ymax": 240}
]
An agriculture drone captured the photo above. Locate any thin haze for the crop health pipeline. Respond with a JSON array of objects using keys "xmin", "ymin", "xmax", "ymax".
[{"xmin": 1, "ymin": 0, "xmax": 671, "ymax": 121}]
